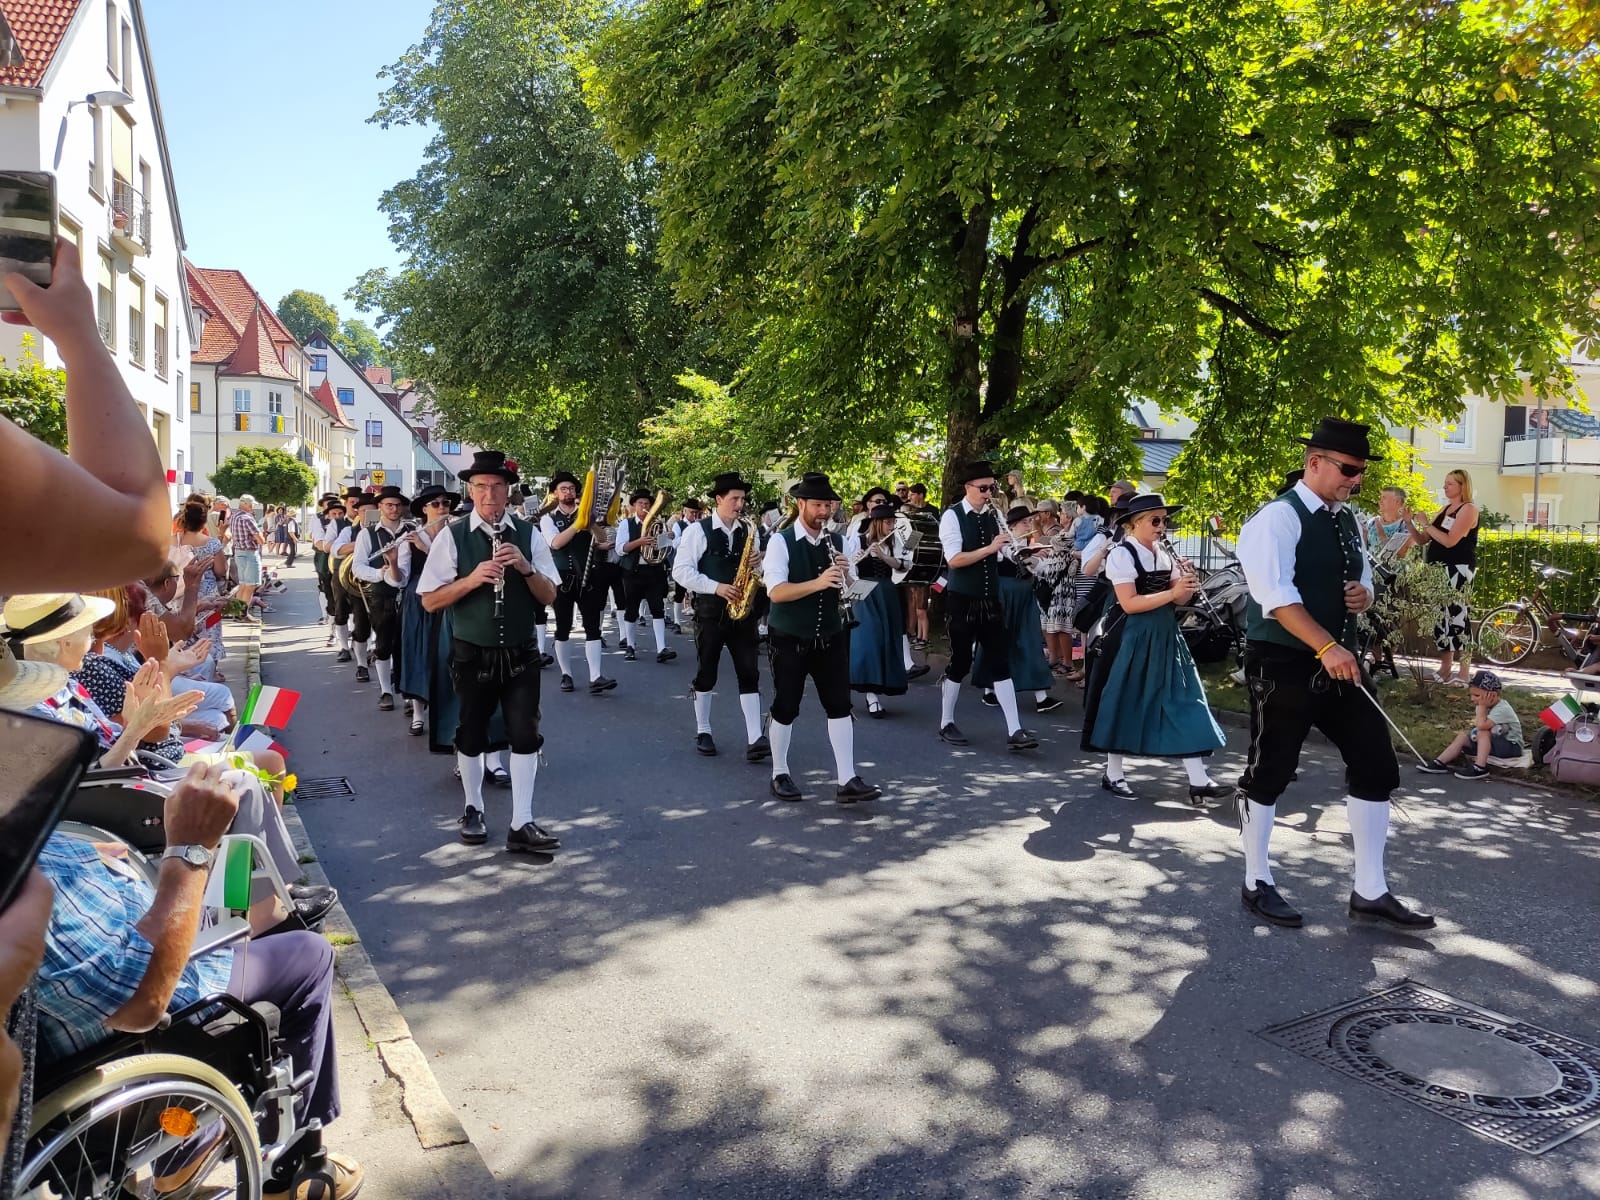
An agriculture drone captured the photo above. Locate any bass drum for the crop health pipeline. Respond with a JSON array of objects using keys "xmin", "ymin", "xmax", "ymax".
[{"xmin": 899, "ymin": 509, "xmax": 944, "ymax": 584}]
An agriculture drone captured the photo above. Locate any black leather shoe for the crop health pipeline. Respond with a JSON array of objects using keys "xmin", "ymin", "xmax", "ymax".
[
  {"xmin": 746, "ymin": 735, "xmax": 771, "ymax": 762},
  {"xmin": 589, "ymin": 675, "xmax": 618, "ymax": 693},
  {"xmin": 770, "ymin": 773, "xmax": 803, "ymax": 801},
  {"xmin": 599, "ymin": 636, "xmax": 610, "ymax": 649},
  {"xmin": 696, "ymin": 733, "xmax": 717, "ymax": 756},
  {"xmin": 981, "ymin": 692, "xmax": 999, "ymax": 707},
  {"xmin": 1242, "ymin": 880, "xmax": 1303, "ymax": 928},
  {"xmin": 906, "ymin": 663, "xmax": 930, "ymax": 681},
  {"xmin": 293, "ymin": 890, "xmax": 338, "ymax": 928},
  {"xmin": 656, "ymin": 648, "xmax": 678, "ymax": 663},
  {"xmin": 288, "ymin": 882, "xmax": 335, "ymax": 904},
  {"xmin": 1349, "ymin": 891, "xmax": 1436, "ymax": 930},
  {"xmin": 538, "ymin": 652, "xmax": 554, "ymax": 668},
  {"xmin": 459, "ymin": 806, "xmax": 488, "ymax": 845},
  {"xmin": 485, "ymin": 767, "xmax": 511, "ymax": 788},
  {"xmin": 836, "ymin": 776, "xmax": 881, "ymax": 804},
  {"xmin": 378, "ymin": 692, "xmax": 394, "ymax": 711},
  {"xmin": 623, "ymin": 645, "xmax": 637, "ymax": 661},
  {"xmin": 939, "ymin": 723, "xmax": 968, "ymax": 745},
  {"xmin": 355, "ymin": 665, "xmax": 370, "ymax": 683},
  {"xmin": 507, "ymin": 822, "xmax": 560, "ymax": 854},
  {"xmin": 1101, "ymin": 774, "xmax": 1136, "ymax": 799},
  {"xmin": 1007, "ymin": 729, "xmax": 1039, "ymax": 751},
  {"xmin": 559, "ymin": 674, "xmax": 574, "ymax": 692},
  {"xmin": 410, "ymin": 718, "xmax": 425, "ymax": 736},
  {"xmin": 335, "ymin": 648, "xmax": 352, "ymax": 663},
  {"xmin": 1187, "ymin": 782, "xmax": 1229, "ymax": 807},
  {"xmin": 1035, "ymin": 695, "xmax": 1063, "ymax": 713}
]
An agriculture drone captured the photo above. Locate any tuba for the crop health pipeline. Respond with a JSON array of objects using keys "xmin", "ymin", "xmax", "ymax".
[
  {"xmin": 725, "ymin": 517, "xmax": 764, "ymax": 621},
  {"xmin": 639, "ymin": 489, "xmax": 673, "ymax": 565},
  {"xmin": 568, "ymin": 455, "xmax": 625, "ymax": 593}
]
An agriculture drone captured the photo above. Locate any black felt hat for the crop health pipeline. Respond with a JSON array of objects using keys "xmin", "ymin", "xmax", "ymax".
[
  {"xmin": 550, "ymin": 470, "xmax": 580, "ymax": 490},
  {"xmin": 709, "ymin": 471, "xmax": 754, "ymax": 497},
  {"xmin": 867, "ymin": 502, "xmax": 898, "ymax": 522},
  {"xmin": 318, "ymin": 493, "xmax": 339, "ymax": 507},
  {"xmin": 793, "ymin": 472, "xmax": 841, "ymax": 502},
  {"xmin": 1114, "ymin": 492, "xmax": 1184, "ymax": 525},
  {"xmin": 324, "ymin": 498, "xmax": 347, "ymax": 514},
  {"xmin": 683, "ymin": 497, "xmax": 703, "ymax": 512},
  {"xmin": 1298, "ymin": 417, "xmax": 1384, "ymax": 461},
  {"xmin": 343, "ymin": 487, "xmax": 366, "ymax": 501},
  {"xmin": 629, "ymin": 487, "xmax": 654, "ymax": 505},
  {"xmin": 457, "ymin": 450, "xmax": 520, "ymax": 484},
  {"xmin": 957, "ymin": 460, "xmax": 998, "ymax": 485},
  {"xmin": 374, "ymin": 484, "xmax": 411, "ymax": 507},
  {"xmin": 410, "ymin": 483, "xmax": 460, "ymax": 519},
  {"xmin": 1004, "ymin": 505, "xmax": 1036, "ymax": 527}
]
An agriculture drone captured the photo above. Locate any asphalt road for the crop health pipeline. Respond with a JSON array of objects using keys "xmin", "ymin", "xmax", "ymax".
[{"xmin": 261, "ymin": 562, "xmax": 1600, "ymax": 1198}]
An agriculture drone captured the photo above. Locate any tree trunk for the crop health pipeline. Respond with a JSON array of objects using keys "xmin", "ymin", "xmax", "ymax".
[{"xmin": 939, "ymin": 203, "xmax": 994, "ymax": 506}]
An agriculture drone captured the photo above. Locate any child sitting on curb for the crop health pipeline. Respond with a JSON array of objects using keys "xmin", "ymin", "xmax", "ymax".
[{"xmin": 1417, "ymin": 669, "xmax": 1525, "ymax": 780}]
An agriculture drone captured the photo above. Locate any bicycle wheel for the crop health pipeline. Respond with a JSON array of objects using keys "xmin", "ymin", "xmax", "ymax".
[
  {"xmin": 1476, "ymin": 604, "xmax": 1538, "ymax": 666},
  {"xmin": 23, "ymin": 1052, "xmax": 263, "ymax": 1199}
]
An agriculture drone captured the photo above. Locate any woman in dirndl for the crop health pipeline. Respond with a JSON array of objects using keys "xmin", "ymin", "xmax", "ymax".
[
  {"xmin": 974, "ymin": 507, "xmax": 1062, "ymax": 714},
  {"xmin": 849, "ymin": 500, "xmax": 910, "ymax": 716},
  {"xmin": 398, "ymin": 484, "xmax": 458, "ymax": 737},
  {"xmin": 1081, "ymin": 493, "xmax": 1227, "ymax": 805}
]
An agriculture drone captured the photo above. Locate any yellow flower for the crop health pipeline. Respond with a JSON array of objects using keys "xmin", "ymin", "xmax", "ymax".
[{"xmin": 282, "ymin": 773, "xmax": 298, "ymax": 793}]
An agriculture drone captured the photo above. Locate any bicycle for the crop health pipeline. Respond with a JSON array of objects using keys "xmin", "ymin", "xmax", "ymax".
[{"xmin": 1475, "ymin": 561, "xmax": 1600, "ymax": 668}]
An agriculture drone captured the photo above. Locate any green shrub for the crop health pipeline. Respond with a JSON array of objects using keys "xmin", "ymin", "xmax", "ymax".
[{"xmin": 1471, "ymin": 530, "xmax": 1600, "ymax": 613}]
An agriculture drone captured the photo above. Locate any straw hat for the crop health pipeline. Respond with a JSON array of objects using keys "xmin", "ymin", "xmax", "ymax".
[
  {"xmin": 0, "ymin": 642, "xmax": 67, "ymax": 710},
  {"xmin": 2, "ymin": 593, "xmax": 116, "ymax": 647}
]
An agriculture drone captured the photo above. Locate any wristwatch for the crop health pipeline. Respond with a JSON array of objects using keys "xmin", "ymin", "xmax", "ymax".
[{"xmin": 162, "ymin": 844, "xmax": 215, "ymax": 870}]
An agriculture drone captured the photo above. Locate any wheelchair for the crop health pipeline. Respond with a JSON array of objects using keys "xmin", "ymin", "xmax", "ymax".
[{"xmin": 17, "ymin": 834, "xmax": 333, "ymax": 1200}]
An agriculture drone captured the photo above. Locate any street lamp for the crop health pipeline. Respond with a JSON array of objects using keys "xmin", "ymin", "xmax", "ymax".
[{"xmin": 54, "ymin": 91, "xmax": 136, "ymax": 172}]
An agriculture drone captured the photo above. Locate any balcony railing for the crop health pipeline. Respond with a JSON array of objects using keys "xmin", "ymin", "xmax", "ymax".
[
  {"xmin": 1501, "ymin": 433, "xmax": 1600, "ymax": 473},
  {"xmin": 108, "ymin": 177, "xmax": 150, "ymax": 255},
  {"xmin": 153, "ymin": 334, "xmax": 168, "ymax": 379}
]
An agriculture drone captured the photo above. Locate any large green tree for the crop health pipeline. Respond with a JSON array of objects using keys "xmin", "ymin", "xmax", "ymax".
[
  {"xmin": 209, "ymin": 446, "xmax": 317, "ymax": 507},
  {"xmin": 275, "ymin": 290, "xmax": 342, "ymax": 346},
  {"xmin": 0, "ymin": 340, "xmax": 66, "ymax": 451},
  {"xmin": 339, "ymin": 319, "xmax": 385, "ymax": 367},
  {"xmin": 593, "ymin": 0, "xmax": 1600, "ymax": 512},
  {"xmin": 350, "ymin": 0, "xmax": 696, "ymax": 478}
]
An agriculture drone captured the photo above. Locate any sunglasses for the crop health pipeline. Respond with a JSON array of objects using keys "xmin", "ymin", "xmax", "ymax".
[
  {"xmin": 426, "ymin": 499, "xmax": 451, "ymax": 508},
  {"xmin": 1317, "ymin": 455, "xmax": 1366, "ymax": 478},
  {"xmin": 973, "ymin": 483, "xmax": 995, "ymax": 493},
  {"xmin": 1145, "ymin": 515, "xmax": 1167, "ymax": 527}
]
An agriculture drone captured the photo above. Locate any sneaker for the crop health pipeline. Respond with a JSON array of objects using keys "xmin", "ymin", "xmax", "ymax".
[
  {"xmin": 623, "ymin": 645, "xmax": 637, "ymax": 662},
  {"xmin": 1415, "ymin": 758, "xmax": 1452, "ymax": 775},
  {"xmin": 1035, "ymin": 695, "xmax": 1063, "ymax": 713},
  {"xmin": 981, "ymin": 692, "xmax": 999, "ymax": 708},
  {"xmin": 1453, "ymin": 763, "xmax": 1490, "ymax": 780},
  {"xmin": 264, "ymin": 1150, "xmax": 364, "ymax": 1200}
]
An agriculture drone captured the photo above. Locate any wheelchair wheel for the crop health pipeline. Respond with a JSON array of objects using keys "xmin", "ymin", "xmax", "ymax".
[{"xmin": 22, "ymin": 1052, "xmax": 262, "ymax": 1199}]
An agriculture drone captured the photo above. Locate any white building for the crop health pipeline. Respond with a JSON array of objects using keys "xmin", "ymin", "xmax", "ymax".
[
  {"xmin": 0, "ymin": 0, "xmax": 191, "ymax": 499},
  {"xmin": 304, "ymin": 332, "xmax": 447, "ymax": 493}
]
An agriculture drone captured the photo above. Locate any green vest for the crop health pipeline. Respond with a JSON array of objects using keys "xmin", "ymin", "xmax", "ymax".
[
  {"xmin": 767, "ymin": 526, "xmax": 845, "ymax": 641},
  {"xmin": 546, "ymin": 507, "xmax": 589, "ymax": 577},
  {"xmin": 696, "ymin": 516, "xmax": 746, "ymax": 584},
  {"xmin": 1244, "ymin": 490, "xmax": 1364, "ymax": 653},
  {"xmin": 946, "ymin": 504, "xmax": 999, "ymax": 598},
  {"xmin": 449, "ymin": 516, "xmax": 540, "ymax": 647}
]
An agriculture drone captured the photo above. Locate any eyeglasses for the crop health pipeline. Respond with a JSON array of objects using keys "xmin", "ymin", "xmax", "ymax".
[
  {"xmin": 894, "ymin": 487, "xmax": 908, "ymax": 493},
  {"xmin": 1317, "ymin": 455, "xmax": 1366, "ymax": 478},
  {"xmin": 973, "ymin": 484, "xmax": 995, "ymax": 494},
  {"xmin": 426, "ymin": 499, "xmax": 451, "ymax": 508},
  {"xmin": 1145, "ymin": 516, "xmax": 1167, "ymax": 527}
]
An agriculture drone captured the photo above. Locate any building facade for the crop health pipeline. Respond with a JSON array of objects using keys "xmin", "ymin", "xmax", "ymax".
[{"xmin": 305, "ymin": 334, "xmax": 446, "ymax": 493}]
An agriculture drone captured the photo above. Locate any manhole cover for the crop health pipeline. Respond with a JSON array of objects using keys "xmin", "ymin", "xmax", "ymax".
[
  {"xmin": 293, "ymin": 777, "xmax": 355, "ymax": 800},
  {"xmin": 1260, "ymin": 982, "xmax": 1600, "ymax": 1154}
]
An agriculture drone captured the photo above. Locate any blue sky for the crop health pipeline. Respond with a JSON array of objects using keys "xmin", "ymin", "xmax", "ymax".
[{"xmin": 144, "ymin": 0, "xmax": 437, "ymax": 326}]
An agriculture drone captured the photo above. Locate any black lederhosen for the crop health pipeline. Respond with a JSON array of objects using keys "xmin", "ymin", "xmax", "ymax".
[
  {"xmin": 364, "ymin": 582, "xmax": 401, "ymax": 661},
  {"xmin": 449, "ymin": 640, "xmax": 543, "ymax": 756},
  {"xmin": 943, "ymin": 591, "xmax": 1010, "ymax": 684},
  {"xmin": 622, "ymin": 563, "xmax": 668, "ymax": 621},
  {"xmin": 769, "ymin": 631, "xmax": 852, "ymax": 724},
  {"xmin": 691, "ymin": 594, "xmax": 761, "ymax": 694},
  {"xmin": 1237, "ymin": 641, "xmax": 1399, "ymax": 804},
  {"xmin": 552, "ymin": 581, "xmax": 603, "ymax": 641}
]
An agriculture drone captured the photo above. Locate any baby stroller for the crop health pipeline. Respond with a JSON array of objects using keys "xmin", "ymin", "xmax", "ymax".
[{"xmin": 1176, "ymin": 562, "xmax": 1247, "ymax": 666}]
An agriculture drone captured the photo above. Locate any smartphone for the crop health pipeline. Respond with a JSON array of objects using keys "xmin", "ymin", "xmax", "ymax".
[
  {"xmin": 0, "ymin": 170, "xmax": 56, "ymax": 312},
  {"xmin": 0, "ymin": 710, "xmax": 98, "ymax": 911}
]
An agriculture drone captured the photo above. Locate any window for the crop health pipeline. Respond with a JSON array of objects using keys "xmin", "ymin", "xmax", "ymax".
[
  {"xmin": 89, "ymin": 106, "xmax": 103, "ymax": 196},
  {"xmin": 1440, "ymin": 408, "xmax": 1473, "ymax": 451},
  {"xmin": 96, "ymin": 252, "xmax": 114, "ymax": 348},
  {"xmin": 365, "ymin": 420, "xmax": 383, "ymax": 448},
  {"xmin": 189, "ymin": 379, "xmax": 201, "ymax": 414},
  {"xmin": 310, "ymin": 354, "xmax": 327, "ymax": 372},
  {"xmin": 127, "ymin": 274, "xmax": 144, "ymax": 366},
  {"xmin": 337, "ymin": 387, "xmax": 354, "ymax": 405},
  {"xmin": 153, "ymin": 293, "xmax": 168, "ymax": 377},
  {"xmin": 120, "ymin": 21, "xmax": 133, "ymax": 93},
  {"xmin": 177, "ymin": 371, "xmax": 186, "ymax": 421},
  {"xmin": 106, "ymin": 2, "xmax": 118, "ymax": 77},
  {"xmin": 1524, "ymin": 497, "xmax": 1554, "ymax": 527},
  {"xmin": 232, "ymin": 389, "xmax": 251, "ymax": 413},
  {"xmin": 175, "ymin": 449, "xmax": 183, "ymax": 482},
  {"xmin": 268, "ymin": 391, "xmax": 284, "ymax": 415},
  {"xmin": 112, "ymin": 111, "xmax": 133, "ymax": 190},
  {"xmin": 440, "ymin": 440, "xmax": 462, "ymax": 455}
]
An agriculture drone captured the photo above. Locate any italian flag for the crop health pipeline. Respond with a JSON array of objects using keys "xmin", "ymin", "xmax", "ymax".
[
  {"xmin": 241, "ymin": 684, "xmax": 300, "ymax": 730},
  {"xmin": 1540, "ymin": 694, "xmax": 1583, "ymax": 731},
  {"xmin": 1208, "ymin": 514, "xmax": 1224, "ymax": 534}
]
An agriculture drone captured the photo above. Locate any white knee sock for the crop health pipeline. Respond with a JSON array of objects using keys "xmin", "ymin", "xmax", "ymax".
[
  {"xmin": 413, "ymin": 699, "xmax": 428, "ymax": 724},
  {"xmin": 940, "ymin": 678, "xmax": 960, "ymax": 727},
  {"xmin": 1181, "ymin": 756, "xmax": 1212, "ymax": 786},
  {"xmin": 375, "ymin": 659, "xmax": 393, "ymax": 694},
  {"xmin": 335, "ymin": 624, "xmax": 351, "ymax": 650},
  {"xmin": 1105, "ymin": 753, "xmax": 1126, "ymax": 782},
  {"xmin": 1241, "ymin": 799, "xmax": 1276, "ymax": 887},
  {"xmin": 670, "ymin": 600, "xmax": 680, "ymax": 624},
  {"xmin": 316, "ymin": 590, "xmax": 328, "ymax": 619},
  {"xmin": 458, "ymin": 753, "xmax": 484, "ymax": 813},
  {"xmin": 740, "ymin": 692, "xmax": 763, "ymax": 743},
  {"xmin": 510, "ymin": 752, "xmax": 538, "ymax": 828},
  {"xmin": 1347, "ymin": 797, "xmax": 1390, "ymax": 901},
  {"xmin": 902, "ymin": 634, "xmax": 915, "ymax": 671},
  {"xmin": 993, "ymin": 678, "xmax": 1023, "ymax": 735},
  {"xmin": 554, "ymin": 640, "xmax": 572, "ymax": 676},
  {"xmin": 536, "ymin": 626, "xmax": 548, "ymax": 654},
  {"xmin": 769, "ymin": 719, "xmax": 793, "ymax": 776},
  {"xmin": 1035, "ymin": 690, "xmax": 1048, "ymax": 703},
  {"xmin": 827, "ymin": 716, "xmax": 854, "ymax": 785},
  {"xmin": 652, "ymin": 619, "xmax": 667, "ymax": 653},
  {"xmin": 585, "ymin": 639, "xmax": 603, "ymax": 680},
  {"xmin": 487, "ymin": 748, "xmax": 507, "ymax": 773},
  {"xmin": 619, "ymin": 621, "xmax": 633, "ymax": 647},
  {"xmin": 693, "ymin": 691, "xmax": 714, "ymax": 734},
  {"xmin": 354, "ymin": 641, "xmax": 369, "ymax": 668}
]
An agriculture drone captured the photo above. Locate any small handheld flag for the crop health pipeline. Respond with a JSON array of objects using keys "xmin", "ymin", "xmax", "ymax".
[
  {"xmin": 240, "ymin": 684, "xmax": 300, "ymax": 729},
  {"xmin": 1208, "ymin": 514, "xmax": 1223, "ymax": 534},
  {"xmin": 201, "ymin": 611, "xmax": 223, "ymax": 631},
  {"xmin": 231, "ymin": 724, "xmax": 288, "ymax": 757},
  {"xmin": 1540, "ymin": 694, "xmax": 1584, "ymax": 731}
]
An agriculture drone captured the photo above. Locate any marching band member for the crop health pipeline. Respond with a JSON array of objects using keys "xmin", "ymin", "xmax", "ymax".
[
  {"xmin": 418, "ymin": 451, "xmax": 563, "ymax": 854},
  {"xmin": 540, "ymin": 471, "xmax": 617, "ymax": 696},
  {"xmin": 316, "ymin": 492, "xmax": 358, "ymax": 660},
  {"xmin": 616, "ymin": 488, "xmax": 678, "ymax": 663},
  {"xmin": 398, "ymin": 484, "xmax": 458, "ymax": 736},
  {"xmin": 352, "ymin": 485, "xmax": 414, "ymax": 712},
  {"xmin": 848, "ymin": 499, "xmax": 910, "ymax": 717},
  {"xmin": 1235, "ymin": 418, "xmax": 1433, "ymax": 929},
  {"xmin": 1079, "ymin": 493, "xmax": 1227, "ymax": 803},
  {"xmin": 329, "ymin": 493, "xmax": 373, "ymax": 680},
  {"xmin": 763, "ymin": 473, "xmax": 879, "ymax": 803},
  {"xmin": 667, "ymin": 498, "xmax": 700, "ymax": 631},
  {"xmin": 307, "ymin": 493, "xmax": 339, "ymax": 632},
  {"xmin": 937, "ymin": 461, "xmax": 1038, "ymax": 751},
  {"xmin": 670, "ymin": 472, "xmax": 769, "ymax": 760},
  {"xmin": 974, "ymin": 507, "xmax": 1062, "ymax": 714}
]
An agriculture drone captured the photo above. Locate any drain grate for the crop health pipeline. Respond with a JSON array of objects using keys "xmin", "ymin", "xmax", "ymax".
[
  {"xmin": 292, "ymin": 776, "xmax": 355, "ymax": 800},
  {"xmin": 1260, "ymin": 982, "xmax": 1600, "ymax": 1154}
]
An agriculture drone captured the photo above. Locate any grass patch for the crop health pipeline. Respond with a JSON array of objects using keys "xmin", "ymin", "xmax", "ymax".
[
  {"xmin": 297, "ymin": 851, "xmax": 318, "ymax": 864},
  {"xmin": 325, "ymin": 931, "xmax": 358, "ymax": 947}
]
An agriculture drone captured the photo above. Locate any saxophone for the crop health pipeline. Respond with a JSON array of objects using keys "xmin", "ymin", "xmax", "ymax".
[
  {"xmin": 725, "ymin": 517, "xmax": 763, "ymax": 620},
  {"xmin": 638, "ymin": 489, "xmax": 673, "ymax": 565}
]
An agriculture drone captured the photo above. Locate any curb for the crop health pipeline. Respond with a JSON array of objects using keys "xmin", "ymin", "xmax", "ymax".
[{"xmin": 255, "ymin": 622, "xmax": 506, "ymax": 1199}]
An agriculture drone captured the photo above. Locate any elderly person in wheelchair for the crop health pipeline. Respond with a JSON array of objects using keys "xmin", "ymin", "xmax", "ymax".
[{"xmin": 22, "ymin": 762, "xmax": 364, "ymax": 1199}]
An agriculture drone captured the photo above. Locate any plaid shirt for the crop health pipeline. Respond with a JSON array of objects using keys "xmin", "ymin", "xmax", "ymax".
[
  {"xmin": 228, "ymin": 509, "xmax": 263, "ymax": 552},
  {"xmin": 33, "ymin": 836, "xmax": 233, "ymax": 1061}
]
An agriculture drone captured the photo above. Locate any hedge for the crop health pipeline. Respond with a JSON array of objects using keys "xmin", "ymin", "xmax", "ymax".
[{"xmin": 1471, "ymin": 530, "xmax": 1600, "ymax": 613}]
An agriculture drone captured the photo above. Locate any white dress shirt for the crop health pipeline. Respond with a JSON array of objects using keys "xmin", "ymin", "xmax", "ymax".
[
  {"xmin": 417, "ymin": 511, "xmax": 561, "ymax": 596},
  {"xmin": 1237, "ymin": 479, "xmax": 1374, "ymax": 618},
  {"xmin": 1104, "ymin": 539, "xmax": 1179, "ymax": 586},
  {"xmin": 353, "ymin": 521, "xmax": 413, "ymax": 587},
  {"xmin": 938, "ymin": 499, "xmax": 998, "ymax": 562},
  {"xmin": 327, "ymin": 522, "xmax": 355, "ymax": 557},
  {"xmin": 672, "ymin": 513, "xmax": 748, "ymax": 595},
  {"xmin": 761, "ymin": 522, "xmax": 861, "ymax": 592}
]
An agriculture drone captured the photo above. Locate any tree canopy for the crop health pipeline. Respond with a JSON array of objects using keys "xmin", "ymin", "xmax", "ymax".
[
  {"xmin": 209, "ymin": 446, "xmax": 317, "ymax": 507},
  {"xmin": 276, "ymin": 290, "xmax": 341, "ymax": 346},
  {"xmin": 0, "ymin": 340, "xmax": 66, "ymax": 452}
]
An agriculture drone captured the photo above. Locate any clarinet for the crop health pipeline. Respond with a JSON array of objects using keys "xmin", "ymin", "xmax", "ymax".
[{"xmin": 492, "ymin": 525, "xmax": 507, "ymax": 620}]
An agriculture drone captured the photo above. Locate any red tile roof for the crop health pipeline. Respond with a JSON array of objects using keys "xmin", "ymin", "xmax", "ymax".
[
  {"xmin": 227, "ymin": 304, "xmax": 295, "ymax": 381},
  {"xmin": 0, "ymin": 0, "xmax": 84, "ymax": 90},
  {"xmin": 363, "ymin": 365, "xmax": 392, "ymax": 387},
  {"xmin": 185, "ymin": 262, "xmax": 241, "ymax": 366},
  {"xmin": 311, "ymin": 378, "xmax": 355, "ymax": 430}
]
